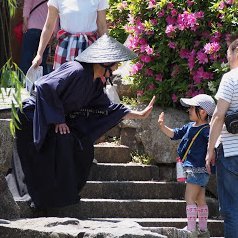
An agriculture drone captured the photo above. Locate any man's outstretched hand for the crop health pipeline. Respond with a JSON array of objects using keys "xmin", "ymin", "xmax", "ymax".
[{"xmin": 124, "ymin": 96, "xmax": 156, "ymax": 120}]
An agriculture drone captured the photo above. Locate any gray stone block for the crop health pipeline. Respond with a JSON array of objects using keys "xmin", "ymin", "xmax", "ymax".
[
  {"xmin": 81, "ymin": 181, "xmax": 185, "ymax": 200},
  {"xmin": 94, "ymin": 144, "xmax": 130, "ymax": 163},
  {"xmin": 46, "ymin": 197, "xmax": 219, "ymax": 219},
  {"xmin": 88, "ymin": 163, "xmax": 160, "ymax": 181},
  {"xmin": 0, "ymin": 119, "xmax": 13, "ymax": 174},
  {"xmin": 0, "ymin": 174, "xmax": 20, "ymax": 220}
]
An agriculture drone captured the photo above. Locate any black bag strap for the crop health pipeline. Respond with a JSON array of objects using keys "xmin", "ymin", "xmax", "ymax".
[{"xmin": 30, "ymin": 0, "xmax": 48, "ymax": 15}]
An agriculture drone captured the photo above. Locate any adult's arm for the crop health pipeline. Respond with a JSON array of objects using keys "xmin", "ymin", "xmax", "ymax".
[
  {"xmin": 205, "ymin": 98, "xmax": 230, "ymax": 173},
  {"xmin": 96, "ymin": 10, "xmax": 108, "ymax": 36},
  {"xmin": 32, "ymin": 5, "xmax": 58, "ymax": 67},
  {"xmin": 123, "ymin": 96, "xmax": 155, "ymax": 120}
]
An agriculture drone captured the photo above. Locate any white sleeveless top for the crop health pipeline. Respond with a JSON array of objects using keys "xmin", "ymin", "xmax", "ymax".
[{"xmin": 48, "ymin": 0, "xmax": 109, "ymax": 33}]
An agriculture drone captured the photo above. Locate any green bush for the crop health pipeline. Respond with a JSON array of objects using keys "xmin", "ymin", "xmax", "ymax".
[{"xmin": 107, "ymin": 0, "xmax": 238, "ymax": 106}]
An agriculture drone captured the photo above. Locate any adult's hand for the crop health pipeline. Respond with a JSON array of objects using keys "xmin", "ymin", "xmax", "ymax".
[
  {"xmin": 205, "ymin": 150, "xmax": 215, "ymax": 174},
  {"xmin": 55, "ymin": 123, "xmax": 70, "ymax": 134},
  {"xmin": 138, "ymin": 96, "xmax": 156, "ymax": 119},
  {"xmin": 124, "ymin": 96, "xmax": 155, "ymax": 120},
  {"xmin": 32, "ymin": 54, "xmax": 43, "ymax": 68}
]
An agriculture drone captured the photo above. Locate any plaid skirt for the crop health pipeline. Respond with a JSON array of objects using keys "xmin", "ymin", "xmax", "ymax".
[{"xmin": 54, "ymin": 29, "xmax": 97, "ymax": 69}]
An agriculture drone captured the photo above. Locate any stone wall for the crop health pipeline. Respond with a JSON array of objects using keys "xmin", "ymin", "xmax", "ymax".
[{"xmin": 121, "ymin": 106, "xmax": 189, "ymax": 164}]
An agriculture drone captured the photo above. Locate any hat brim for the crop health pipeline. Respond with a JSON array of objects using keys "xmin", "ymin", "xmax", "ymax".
[
  {"xmin": 75, "ymin": 34, "xmax": 137, "ymax": 63},
  {"xmin": 180, "ymin": 98, "xmax": 199, "ymax": 107}
]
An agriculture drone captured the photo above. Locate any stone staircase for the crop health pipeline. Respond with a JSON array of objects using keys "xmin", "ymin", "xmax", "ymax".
[
  {"xmin": 15, "ymin": 129, "xmax": 222, "ymax": 237},
  {"xmin": 0, "ymin": 100, "xmax": 224, "ymax": 237}
]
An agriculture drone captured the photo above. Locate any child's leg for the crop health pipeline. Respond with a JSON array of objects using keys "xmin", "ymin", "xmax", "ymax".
[
  {"xmin": 197, "ymin": 187, "xmax": 208, "ymax": 231},
  {"xmin": 185, "ymin": 183, "xmax": 201, "ymax": 231}
]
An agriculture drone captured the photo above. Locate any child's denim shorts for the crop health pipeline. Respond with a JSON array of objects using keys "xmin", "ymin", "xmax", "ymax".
[{"xmin": 185, "ymin": 167, "xmax": 210, "ymax": 187}]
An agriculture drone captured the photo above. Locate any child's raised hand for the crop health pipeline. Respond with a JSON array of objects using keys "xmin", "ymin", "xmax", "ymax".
[{"xmin": 158, "ymin": 112, "xmax": 165, "ymax": 128}]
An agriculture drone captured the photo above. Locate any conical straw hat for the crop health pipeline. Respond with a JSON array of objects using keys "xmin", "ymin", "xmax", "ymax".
[{"xmin": 75, "ymin": 34, "xmax": 137, "ymax": 63}]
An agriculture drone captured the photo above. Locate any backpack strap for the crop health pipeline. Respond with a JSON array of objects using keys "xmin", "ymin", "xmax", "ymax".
[{"xmin": 30, "ymin": 0, "xmax": 48, "ymax": 15}]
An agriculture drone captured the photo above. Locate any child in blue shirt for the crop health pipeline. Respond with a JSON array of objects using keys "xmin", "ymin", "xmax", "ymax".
[{"xmin": 158, "ymin": 94, "xmax": 216, "ymax": 238}]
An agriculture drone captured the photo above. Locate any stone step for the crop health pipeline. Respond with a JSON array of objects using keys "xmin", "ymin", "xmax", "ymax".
[
  {"xmin": 94, "ymin": 143, "xmax": 131, "ymax": 163},
  {"xmin": 46, "ymin": 198, "xmax": 219, "ymax": 219},
  {"xmin": 90, "ymin": 218, "xmax": 224, "ymax": 237},
  {"xmin": 0, "ymin": 217, "xmax": 168, "ymax": 238},
  {"xmin": 89, "ymin": 163, "xmax": 160, "ymax": 181},
  {"xmin": 81, "ymin": 181, "xmax": 185, "ymax": 199}
]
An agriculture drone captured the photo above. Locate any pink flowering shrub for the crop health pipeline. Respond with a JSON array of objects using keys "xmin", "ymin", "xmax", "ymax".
[{"xmin": 108, "ymin": 0, "xmax": 238, "ymax": 106}]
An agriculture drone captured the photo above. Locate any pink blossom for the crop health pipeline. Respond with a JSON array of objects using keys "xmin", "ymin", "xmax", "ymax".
[
  {"xmin": 145, "ymin": 30, "xmax": 155, "ymax": 35},
  {"xmin": 186, "ymin": 88, "xmax": 194, "ymax": 97},
  {"xmin": 171, "ymin": 65, "xmax": 180, "ymax": 77},
  {"xmin": 225, "ymin": 0, "xmax": 235, "ymax": 4},
  {"xmin": 197, "ymin": 51, "xmax": 208, "ymax": 64},
  {"xmin": 218, "ymin": 1, "xmax": 225, "ymax": 9},
  {"xmin": 192, "ymin": 67, "xmax": 212, "ymax": 84},
  {"xmin": 193, "ymin": 72, "xmax": 202, "ymax": 84},
  {"xmin": 204, "ymin": 42, "xmax": 221, "ymax": 54},
  {"xmin": 177, "ymin": 11, "xmax": 204, "ymax": 31},
  {"xmin": 155, "ymin": 73, "xmax": 163, "ymax": 81},
  {"xmin": 136, "ymin": 62, "xmax": 144, "ymax": 70},
  {"xmin": 145, "ymin": 68, "xmax": 154, "ymax": 76},
  {"xmin": 187, "ymin": 50, "xmax": 196, "ymax": 71},
  {"xmin": 210, "ymin": 32, "xmax": 222, "ymax": 42},
  {"xmin": 179, "ymin": 49, "xmax": 190, "ymax": 59},
  {"xmin": 139, "ymin": 38, "xmax": 147, "ymax": 45},
  {"xmin": 165, "ymin": 24, "xmax": 176, "ymax": 37},
  {"xmin": 219, "ymin": 14, "xmax": 225, "ymax": 20},
  {"xmin": 188, "ymin": 56, "xmax": 195, "ymax": 71},
  {"xmin": 137, "ymin": 90, "xmax": 144, "ymax": 97},
  {"xmin": 130, "ymin": 62, "xmax": 144, "ymax": 75},
  {"xmin": 134, "ymin": 20, "xmax": 145, "ymax": 34},
  {"xmin": 145, "ymin": 45, "xmax": 154, "ymax": 55},
  {"xmin": 191, "ymin": 90, "xmax": 204, "ymax": 97},
  {"xmin": 187, "ymin": 0, "xmax": 194, "ymax": 7},
  {"xmin": 140, "ymin": 55, "xmax": 152, "ymax": 63},
  {"xmin": 127, "ymin": 14, "xmax": 135, "ymax": 24},
  {"xmin": 127, "ymin": 36, "xmax": 139, "ymax": 49},
  {"xmin": 168, "ymin": 41, "xmax": 176, "ymax": 49},
  {"xmin": 124, "ymin": 25, "xmax": 134, "ymax": 33},
  {"xmin": 209, "ymin": 53, "xmax": 220, "ymax": 61},
  {"xmin": 150, "ymin": 19, "xmax": 158, "ymax": 25},
  {"xmin": 166, "ymin": 16, "xmax": 176, "ymax": 25},
  {"xmin": 194, "ymin": 41, "xmax": 200, "ymax": 48},
  {"xmin": 171, "ymin": 9, "xmax": 178, "ymax": 17},
  {"xmin": 195, "ymin": 11, "xmax": 204, "ymax": 19},
  {"xmin": 167, "ymin": 2, "xmax": 174, "ymax": 10},
  {"xmin": 157, "ymin": 9, "xmax": 165, "ymax": 18},
  {"xmin": 148, "ymin": 83, "xmax": 156, "ymax": 90},
  {"xmin": 172, "ymin": 94, "xmax": 178, "ymax": 102},
  {"xmin": 130, "ymin": 64, "xmax": 139, "ymax": 75},
  {"xmin": 140, "ymin": 45, "xmax": 147, "ymax": 53},
  {"xmin": 148, "ymin": 0, "xmax": 156, "ymax": 9}
]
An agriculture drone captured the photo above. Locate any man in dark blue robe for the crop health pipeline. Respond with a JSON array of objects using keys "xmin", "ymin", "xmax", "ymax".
[{"xmin": 7, "ymin": 35, "xmax": 155, "ymax": 208}]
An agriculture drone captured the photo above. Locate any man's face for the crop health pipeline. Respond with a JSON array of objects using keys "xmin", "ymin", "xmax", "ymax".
[{"xmin": 104, "ymin": 63, "xmax": 119, "ymax": 77}]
